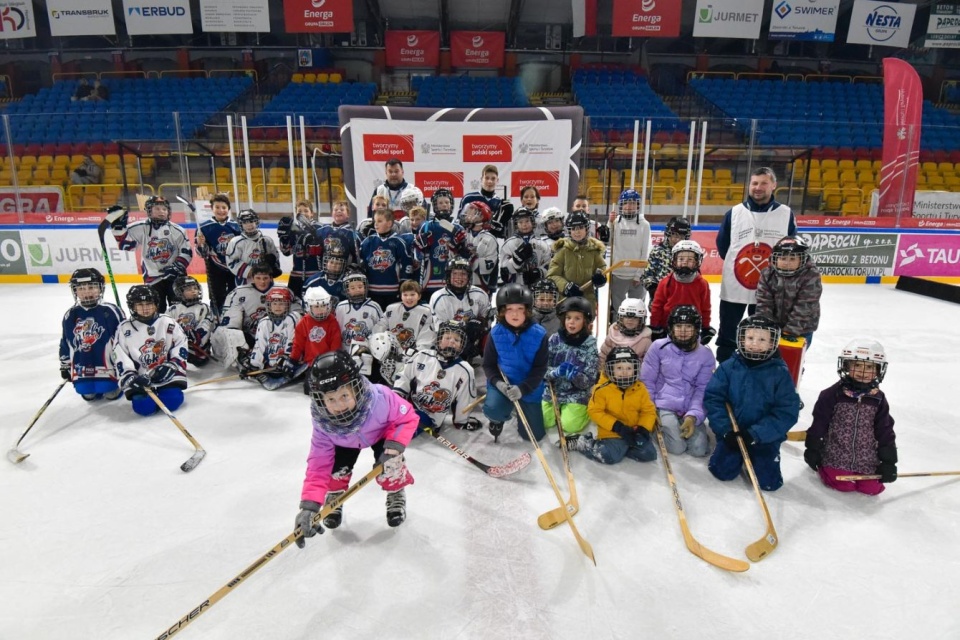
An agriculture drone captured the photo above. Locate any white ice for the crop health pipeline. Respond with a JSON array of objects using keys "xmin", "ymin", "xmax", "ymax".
[{"xmin": 2, "ymin": 282, "xmax": 959, "ymax": 640}]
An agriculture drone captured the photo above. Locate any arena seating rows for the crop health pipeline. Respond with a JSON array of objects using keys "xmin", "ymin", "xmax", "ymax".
[
  {"xmin": 414, "ymin": 76, "xmax": 529, "ymax": 108},
  {"xmin": 250, "ymin": 81, "xmax": 378, "ymax": 132},
  {"xmin": 573, "ymin": 68, "xmax": 681, "ymax": 135}
]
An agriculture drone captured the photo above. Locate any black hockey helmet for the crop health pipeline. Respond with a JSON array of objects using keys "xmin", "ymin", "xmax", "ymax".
[
  {"xmin": 496, "ymin": 283, "xmax": 532, "ymax": 310},
  {"xmin": 69, "ymin": 267, "xmax": 105, "ymax": 308},
  {"xmin": 445, "ymin": 257, "xmax": 472, "ymax": 295},
  {"xmin": 436, "ymin": 320, "xmax": 468, "ymax": 361},
  {"xmin": 771, "ymin": 236, "xmax": 809, "ymax": 276},
  {"xmin": 145, "ymin": 195, "xmax": 171, "ymax": 227},
  {"xmin": 238, "ymin": 209, "xmax": 260, "ymax": 234},
  {"xmin": 557, "ymin": 295, "xmax": 595, "ymax": 324},
  {"xmin": 736, "ymin": 315, "xmax": 781, "ymax": 361},
  {"xmin": 605, "ymin": 346, "xmax": 640, "ymax": 389},
  {"xmin": 173, "ymin": 275, "xmax": 202, "ymax": 304},
  {"xmin": 430, "ymin": 188, "xmax": 455, "ymax": 218},
  {"xmin": 531, "ymin": 278, "xmax": 559, "ymax": 313},
  {"xmin": 341, "ymin": 266, "xmax": 368, "ymax": 304},
  {"xmin": 668, "ymin": 305, "xmax": 702, "ymax": 351},
  {"xmin": 664, "ymin": 216, "xmax": 692, "ymax": 240},
  {"xmin": 309, "ymin": 350, "xmax": 371, "ymax": 431},
  {"xmin": 565, "ymin": 211, "xmax": 590, "ymax": 230},
  {"xmin": 127, "ymin": 285, "xmax": 159, "ymax": 323}
]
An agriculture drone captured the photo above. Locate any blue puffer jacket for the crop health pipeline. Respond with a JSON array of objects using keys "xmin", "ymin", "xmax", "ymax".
[
  {"xmin": 543, "ymin": 332, "xmax": 599, "ymax": 406},
  {"xmin": 704, "ymin": 352, "xmax": 800, "ymax": 444},
  {"xmin": 486, "ymin": 321, "xmax": 547, "ymax": 402}
]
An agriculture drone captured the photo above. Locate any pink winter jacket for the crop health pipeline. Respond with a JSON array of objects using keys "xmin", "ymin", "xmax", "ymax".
[
  {"xmin": 301, "ymin": 383, "xmax": 418, "ymax": 504},
  {"xmin": 599, "ymin": 325, "xmax": 653, "ymax": 370}
]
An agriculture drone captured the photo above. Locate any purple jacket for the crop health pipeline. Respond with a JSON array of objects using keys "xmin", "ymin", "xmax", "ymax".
[
  {"xmin": 639, "ymin": 337, "xmax": 715, "ymax": 424},
  {"xmin": 807, "ymin": 382, "xmax": 895, "ymax": 474},
  {"xmin": 301, "ymin": 383, "xmax": 418, "ymax": 504}
]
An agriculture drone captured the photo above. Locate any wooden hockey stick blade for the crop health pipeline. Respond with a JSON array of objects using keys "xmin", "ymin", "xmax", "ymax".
[
  {"xmin": 7, "ymin": 447, "xmax": 29, "ymax": 464},
  {"xmin": 462, "ymin": 394, "xmax": 486, "ymax": 414},
  {"xmin": 502, "ymin": 368, "xmax": 594, "ymax": 565},
  {"xmin": 429, "ymin": 431, "xmax": 531, "ymax": 478},
  {"xmin": 726, "ymin": 404, "xmax": 779, "ymax": 563},
  {"xmin": 654, "ymin": 427, "xmax": 749, "ymax": 572},
  {"xmin": 144, "ymin": 387, "xmax": 207, "ymax": 472},
  {"xmin": 786, "ymin": 430, "xmax": 807, "ymax": 441},
  {"xmin": 836, "ymin": 471, "xmax": 960, "ymax": 481},
  {"xmin": 537, "ymin": 502, "xmax": 578, "ymax": 530},
  {"xmin": 154, "ymin": 465, "xmax": 382, "ymax": 640}
]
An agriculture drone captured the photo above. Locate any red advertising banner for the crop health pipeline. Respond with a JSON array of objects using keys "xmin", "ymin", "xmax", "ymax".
[
  {"xmin": 385, "ymin": 30, "xmax": 440, "ymax": 68},
  {"xmin": 462, "ymin": 135, "xmax": 512, "ymax": 162},
  {"xmin": 283, "ymin": 0, "xmax": 354, "ymax": 33},
  {"xmin": 878, "ymin": 58, "xmax": 922, "ymax": 218},
  {"xmin": 611, "ymin": 0, "xmax": 682, "ymax": 38},
  {"xmin": 510, "ymin": 171, "xmax": 560, "ymax": 198},
  {"xmin": 362, "ymin": 134, "xmax": 415, "ymax": 162},
  {"xmin": 414, "ymin": 172, "xmax": 465, "ymax": 198},
  {"xmin": 0, "ymin": 188, "xmax": 64, "ymax": 215},
  {"xmin": 450, "ymin": 31, "xmax": 505, "ymax": 68}
]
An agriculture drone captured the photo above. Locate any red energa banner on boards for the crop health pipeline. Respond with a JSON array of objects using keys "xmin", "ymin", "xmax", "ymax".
[
  {"xmin": 283, "ymin": 0, "xmax": 353, "ymax": 32},
  {"xmin": 611, "ymin": 0, "xmax": 681, "ymax": 37},
  {"xmin": 878, "ymin": 58, "xmax": 922, "ymax": 218},
  {"xmin": 450, "ymin": 31, "xmax": 505, "ymax": 67},
  {"xmin": 385, "ymin": 30, "xmax": 440, "ymax": 67}
]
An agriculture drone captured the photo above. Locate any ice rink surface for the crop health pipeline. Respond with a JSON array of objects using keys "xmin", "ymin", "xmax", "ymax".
[{"xmin": 2, "ymin": 282, "xmax": 959, "ymax": 640}]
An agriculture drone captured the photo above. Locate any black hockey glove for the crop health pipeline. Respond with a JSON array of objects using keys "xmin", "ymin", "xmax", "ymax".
[
  {"xmin": 162, "ymin": 263, "xmax": 186, "ymax": 280},
  {"xmin": 150, "ymin": 362, "xmax": 179, "ymax": 386},
  {"xmin": 513, "ymin": 242, "xmax": 534, "ymax": 264},
  {"xmin": 106, "ymin": 205, "xmax": 128, "ymax": 231},
  {"xmin": 295, "ymin": 500, "xmax": 324, "ymax": 549},
  {"xmin": 700, "ymin": 326, "xmax": 717, "ymax": 346},
  {"xmin": 457, "ymin": 417, "xmax": 482, "ymax": 431},
  {"xmin": 563, "ymin": 282, "xmax": 583, "ymax": 298},
  {"xmin": 60, "ymin": 363, "xmax": 71, "ymax": 380},
  {"xmin": 127, "ymin": 373, "xmax": 152, "ymax": 395},
  {"xmin": 596, "ymin": 223, "xmax": 610, "ymax": 243},
  {"xmin": 611, "ymin": 421, "xmax": 637, "ymax": 447},
  {"xmin": 804, "ymin": 437, "xmax": 824, "ymax": 471},
  {"xmin": 591, "ymin": 269, "xmax": 607, "ymax": 289},
  {"xmin": 645, "ymin": 283, "xmax": 658, "ymax": 303},
  {"xmin": 724, "ymin": 428, "xmax": 755, "ymax": 451},
  {"xmin": 649, "ymin": 326, "xmax": 668, "ymax": 341},
  {"xmin": 277, "ymin": 216, "xmax": 294, "ymax": 241},
  {"xmin": 877, "ymin": 444, "xmax": 898, "ymax": 483}
]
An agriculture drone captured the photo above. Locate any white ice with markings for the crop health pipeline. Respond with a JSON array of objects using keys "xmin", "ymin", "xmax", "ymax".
[{"xmin": 2, "ymin": 282, "xmax": 958, "ymax": 639}]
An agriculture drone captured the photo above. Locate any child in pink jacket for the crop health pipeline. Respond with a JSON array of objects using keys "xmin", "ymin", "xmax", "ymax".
[
  {"xmin": 295, "ymin": 350, "xmax": 419, "ymax": 545},
  {"xmin": 599, "ymin": 297, "xmax": 653, "ymax": 370}
]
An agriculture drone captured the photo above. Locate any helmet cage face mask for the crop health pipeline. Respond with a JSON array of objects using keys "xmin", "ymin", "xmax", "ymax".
[
  {"xmin": 736, "ymin": 318, "xmax": 781, "ymax": 361},
  {"xmin": 436, "ymin": 322, "xmax": 467, "ymax": 360},
  {"xmin": 837, "ymin": 339, "xmax": 887, "ymax": 391},
  {"xmin": 667, "ymin": 305, "xmax": 702, "ymax": 351},
  {"xmin": 605, "ymin": 349, "xmax": 639, "ymax": 389},
  {"xmin": 70, "ymin": 269, "xmax": 105, "ymax": 308}
]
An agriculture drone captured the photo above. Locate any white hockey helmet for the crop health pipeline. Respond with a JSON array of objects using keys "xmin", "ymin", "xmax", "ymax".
[
  {"xmin": 399, "ymin": 186, "xmax": 424, "ymax": 213},
  {"xmin": 838, "ymin": 338, "xmax": 888, "ymax": 390},
  {"xmin": 303, "ymin": 287, "xmax": 333, "ymax": 320},
  {"xmin": 616, "ymin": 297, "xmax": 648, "ymax": 336},
  {"xmin": 369, "ymin": 331, "xmax": 402, "ymax": 362}
]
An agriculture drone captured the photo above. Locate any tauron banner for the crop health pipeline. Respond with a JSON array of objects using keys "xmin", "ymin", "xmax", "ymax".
[
  {"xmin": 768, "ymin": 0, "xmax": 840, "ymax": 42},
  {"xmin": 385, "ymin": 30, "xmax": 440, "ymax": 67},
  {"xmin": 47, "ymin": 0, "xmax": 115, "ymax": 37},
  {"xmin": 925, "ymin": 4, "xmax": 960, "ymax": 49},
  {"xmin": 847, "ymin": 0, "xmax": 916, "ymax": 48},
  {"xmin": 693, "ymin": 0, "xmax": 763, "ymax": 39},
  {"xmin": 611, "ymin": 0, "xmax": 681, "ymax": 38},
  {"xmin": 450, "ymin": 31, "xmax": 505, "ymax": 68},
  {"xmin": 0, "ymin": 1, "xmax": 36, "ymax": 39},
  {"xmin": 338, "ymin": 106, "xmax": 583, "ymax": 218},
  {"xmin": 878, "ymin": 58, "xmax": 922, "ymax": 219},
  {"xmin": 283, "ymin": 0, "xmax": 353, "ymax": 33},
  {"xmin": 122, "ymin": 0, "xmax": 192, "ymax": 36},
  {"xmin": 199, "ymin": 0, "xmax": 269, "ymax": 33}
]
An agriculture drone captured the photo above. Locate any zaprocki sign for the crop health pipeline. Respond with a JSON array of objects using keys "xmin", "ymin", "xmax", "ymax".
[
  {"xmin": 796, "ymin": 231, "xmax": 898, "ymax": 277},
  {"xmin": 450, "ymin": 31, "xmax": 505, "ymax": 68},
  {"xmin": 385, "ymin": 30, "xmax": 440, "ymax": 68}
]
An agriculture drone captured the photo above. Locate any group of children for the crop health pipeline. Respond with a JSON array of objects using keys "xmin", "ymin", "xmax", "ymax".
[{"xmin": 57, "ymin": 180, "xmax": 899, "ymax": 538}]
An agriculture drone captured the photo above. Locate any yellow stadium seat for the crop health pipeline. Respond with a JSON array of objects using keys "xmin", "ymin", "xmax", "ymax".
[
  {"xmin": 20, "ymin": 156, "xmax": 37, "ymax": 169},
  {"xmin": 316, "ymin": 73, "xmax": 329, "ymax": 84},
  {"xmin": 921, "ymin": 162, "xmax": 938, "ymax": 173},
  {"xmin": 820, "ymin": 159, "xmax": 838, "ymax": 171},
  {"xmin": 329, "ymin": 73, "xmax": 342, "ymax": 83},
  {"xmin": 292, "ymin": 73, "xmax": 304, "ymax": 83},
  {"xmin": 841, "ymin": 202, "xmax": 863, "ymax": 216},
  {"xmin": 715, "ymin": 169, "xmax": 733, "ymax": 185},
  {"xmin": 938, "ymin": 162, "xmax": 954, "ymax": 174},
  {"xmin": 855, "ymin": 159, "xmax": 873, "ymax": 171},
  {"xmin": 303, "ymin": 73, "xmax": 316, "ymax": 83},
  {"xmin": 658, "ymin": 168, "xmax": 676, "ymax": 183},
  {"xmin": 838, "ymin": 159, "xmax": 855, "ymax": 171}
]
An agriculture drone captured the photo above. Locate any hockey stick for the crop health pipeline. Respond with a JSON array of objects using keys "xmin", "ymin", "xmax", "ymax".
[
  {"xmin": 786, "ymin": 430, "xmax": 807, "ymax": 442},
  {"xmin": 427, "ymin": 430, "xmax": 531, "ymax": 478},
  {"xmin": 835, "ymin": 471, "xmax": 960, "ymax": 482},
  {"xmin": 499, "ymin": 367, "xmax": 596, "ymax": 565},
  {"xmin": 561, "ymin": 259, "xmax": 650, "ymax": 299},
  {"xmin": 143, "ymin": 387, "xmax": 206, "ymax": 472},
  {"xmin": 6, "ymin": 379, "xmax": 69, "ymax": 464},
  {"xmin": 96, "ymin": 216, "xmax": 123, "ymax": 307},
  {"xmin": 537, "ymin": 381, "xmax": 579, "ymax": 530},
  {"xmin": 188, "ymin": 368, "xmax": 275, "ymax": 389},
  {"xmin": 462, "ymin": 393, "xmax": 485, "ymax": 414},
  {"xmin": 726, "ymin": 403, "xmax": 778, "ymax": 562},
  {"xmin": 154, "ymin": 464, "xmax": 382, "ymax": 640},
  {"xmin": 175, "ymin": 194, "xmax": 197, "ymax": 213},
  {"xmin": 653, "ymin": 425, "xmax": 750, "ymax": 572}
]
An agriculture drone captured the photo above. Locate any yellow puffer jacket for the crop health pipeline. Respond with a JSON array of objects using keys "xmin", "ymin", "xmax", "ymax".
[{"xmin": 587, "ymin": 374, "xmax": 657, "ymax": 439}]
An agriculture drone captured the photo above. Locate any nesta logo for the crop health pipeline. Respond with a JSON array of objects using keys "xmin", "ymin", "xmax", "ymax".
[
  {"xmin": 462, "ymin": 135, "xmax": 512, "ymax": 162},
  {"xmin": 510, "ymin": 171, "xmax": 560, "ymax": 197},
  {"xmin": 363, "ymin": 134, "xmax": 414, "ymax": 162}
]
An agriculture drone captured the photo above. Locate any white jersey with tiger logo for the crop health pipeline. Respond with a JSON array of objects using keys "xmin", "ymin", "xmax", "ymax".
[
  {"xmin": 113, "ymin": 315, "xmax": 188, "ymax": 385},
  {"xmin": 393, "ymin": 351, "xmax": 476, "ymax": 426}
]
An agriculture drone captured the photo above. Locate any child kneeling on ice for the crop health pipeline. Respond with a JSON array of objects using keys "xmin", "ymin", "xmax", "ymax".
[{"xmin": 575, "ymin": 347, "xmax": 657, "ymax": 464}]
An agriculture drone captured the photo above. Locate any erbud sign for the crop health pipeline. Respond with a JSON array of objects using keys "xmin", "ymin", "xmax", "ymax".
[
  {"xmin": 925, "ymin": 4, "xmax": 960, "ymax": 49},
  {"xmin": 0, "ymin": 1, "xmax": 36, "ymax": 39},
  {"xmin": 768, "ymin": 0, "xmax": 840, "ymax": 42},
  {"xmin": 693, "ymin": 0, "xmax": 763, "ymax": 39},
  {"xmin": 47, "ymin": 0, "xmax": 115, "ymax": 37},
  {"xmin": 122, "ymin": 0, "xmax": 192, "ymax": 36},
  {"xmin": 611, "ymin": 0, "xmax": 681, "ymax": 38},
  {"xmin": 283, "ymin": 0, "xmax": 353, "ymax": 33},
  {"xmin": 847, "ymin": 0, "xmax": 916, "ymax": 48},
  {"xmin": 385, "ymin": 30, "xmax": 440, "ymax": 68},
  {"xmin": 450, "ymin": 31, "xmax": 505, "ymax": 68}
]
